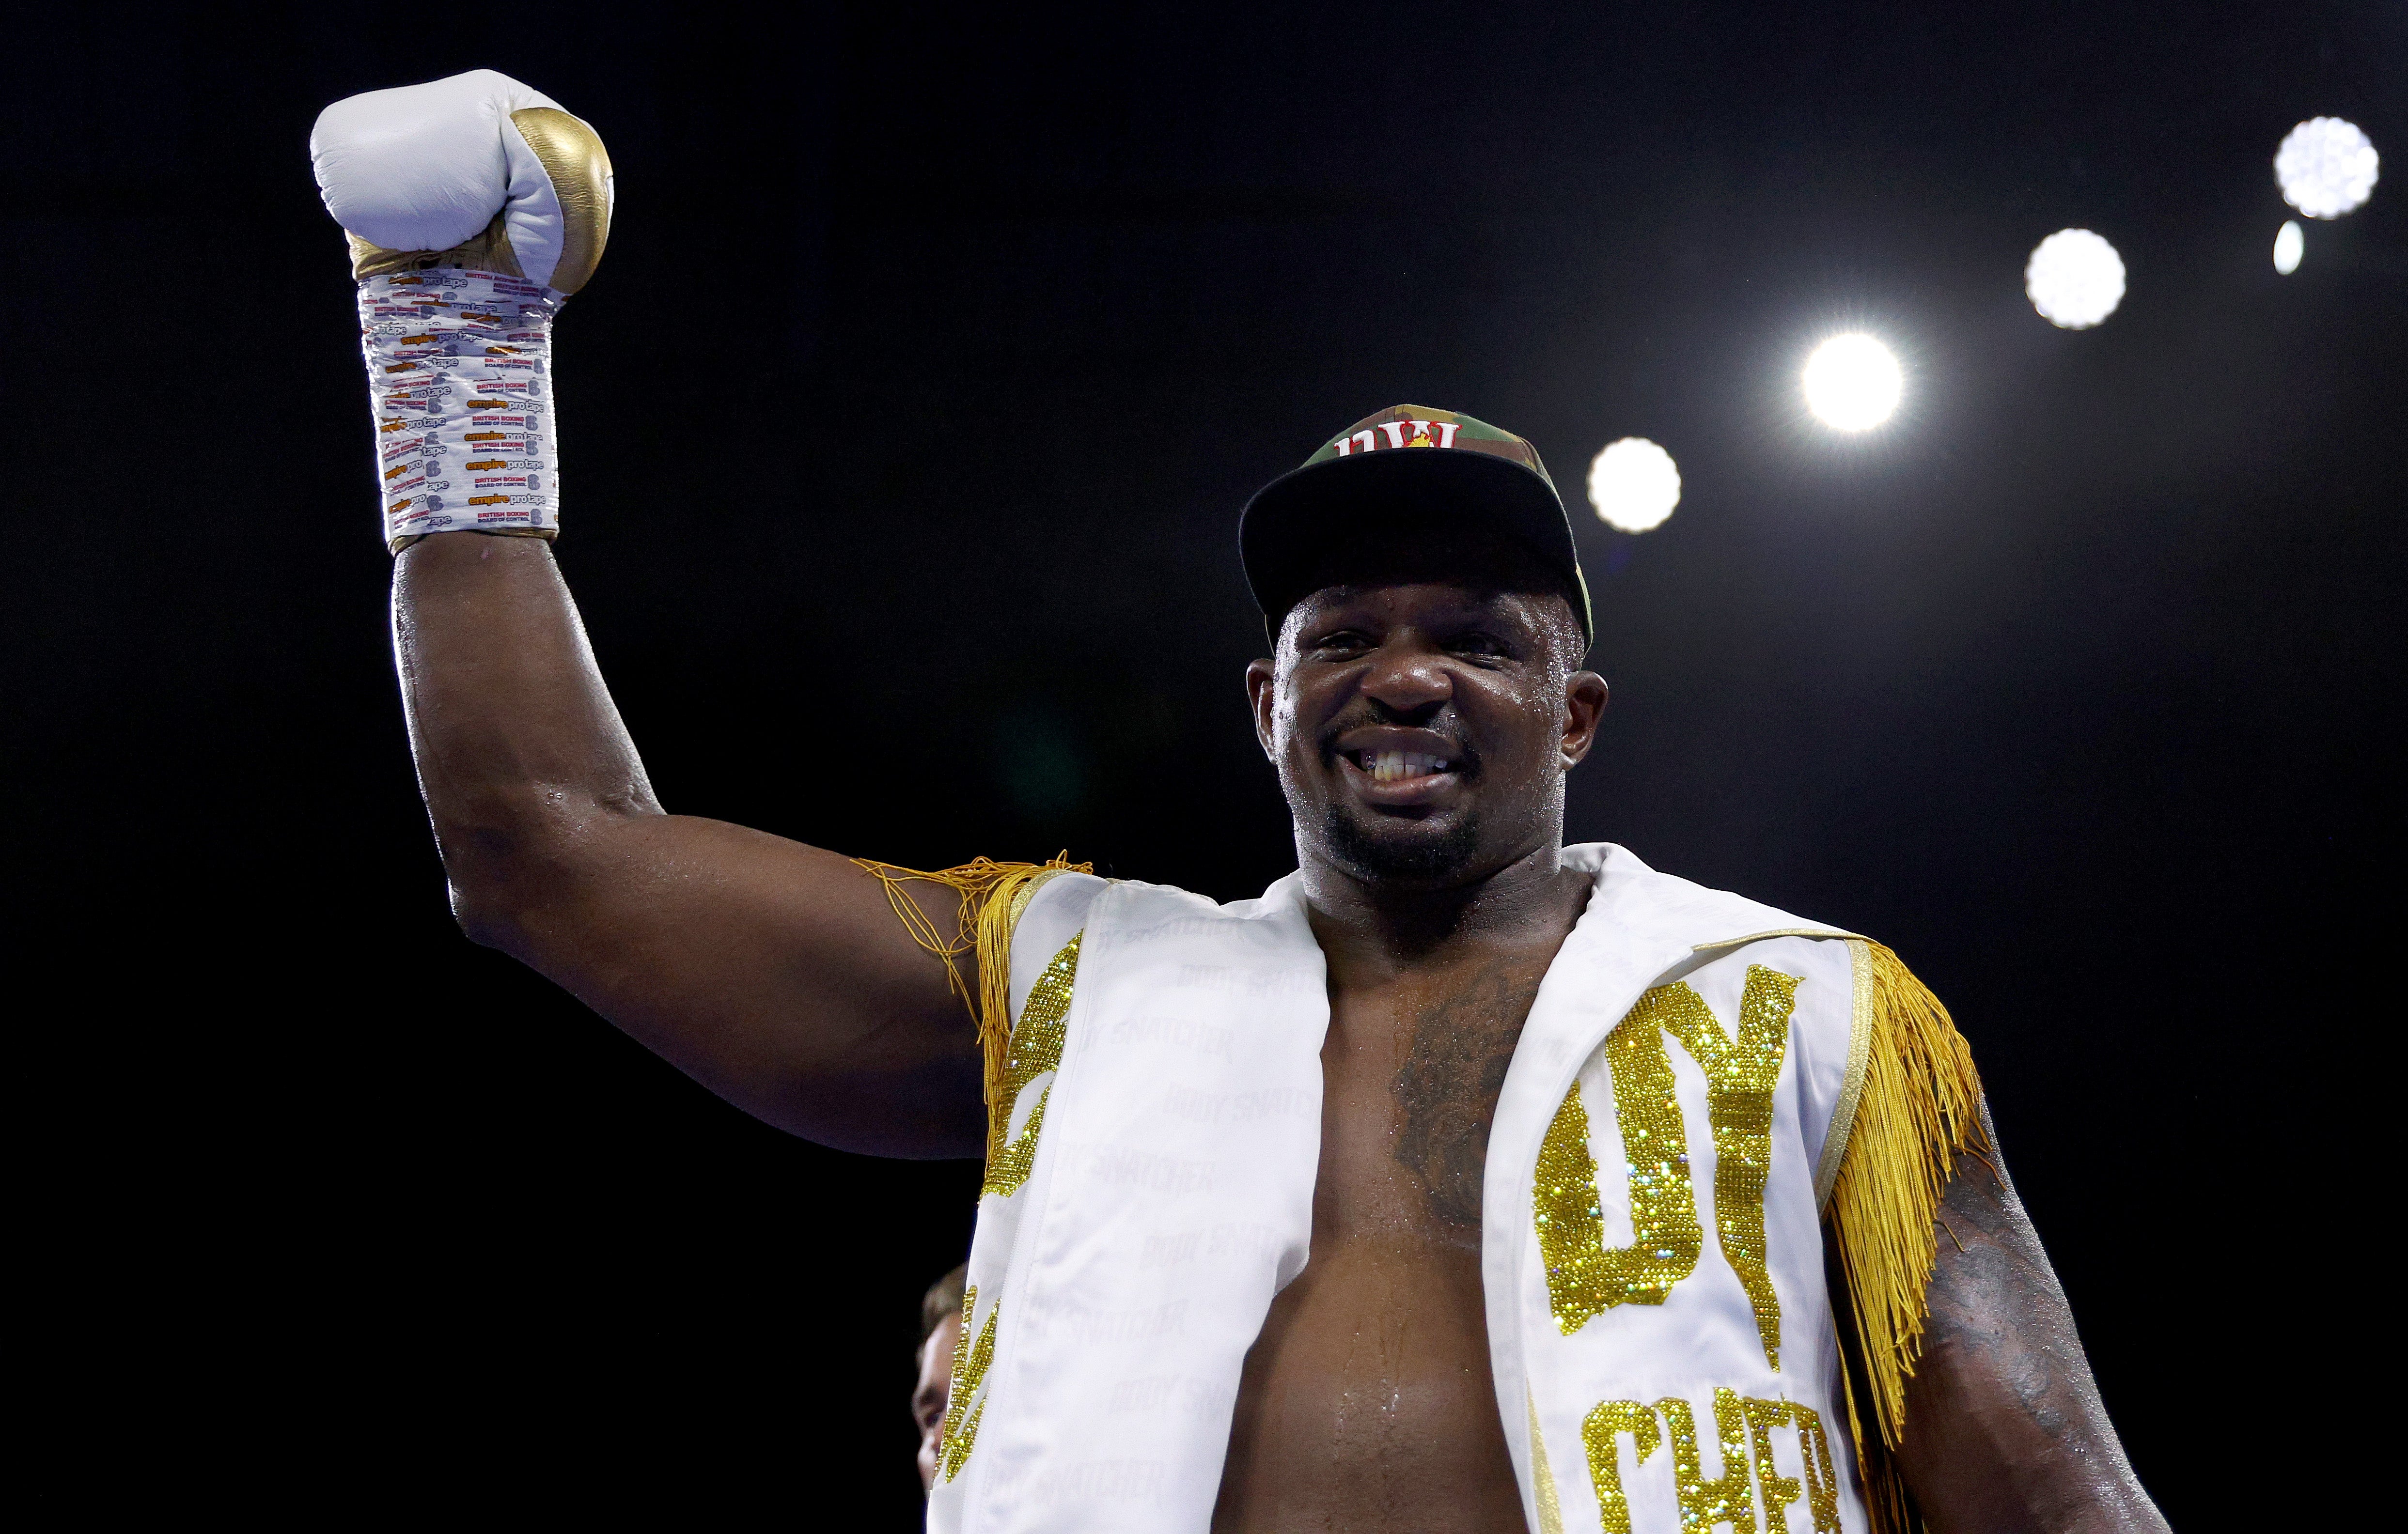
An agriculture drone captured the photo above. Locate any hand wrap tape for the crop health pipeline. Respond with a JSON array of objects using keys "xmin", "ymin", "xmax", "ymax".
[{"xmin": 359, "ymin": 269, "xmax": 562, "ymax": 551}]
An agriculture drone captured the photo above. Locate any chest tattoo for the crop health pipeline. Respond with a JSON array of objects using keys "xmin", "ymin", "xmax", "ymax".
[{"xmin": 1390, "ymin": 960, "xmax": 1545, "ymax": 1227}]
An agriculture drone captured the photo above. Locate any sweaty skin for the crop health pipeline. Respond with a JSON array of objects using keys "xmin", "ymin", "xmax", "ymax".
[
  {"xmin": 1876, "ymin": 1110, "xmax": 2166, "ymax": 1534},
  {"xmin": 391, "ymin": 529, "xmax": 2164, "ymax": 1531},
  {"xmin": 391, "ymin": 533, "xmax": 979, "ymax": 1159},
  {"xmin": 1215, "ymin": 578, "xmax": 1602, "ymax": 1533}
]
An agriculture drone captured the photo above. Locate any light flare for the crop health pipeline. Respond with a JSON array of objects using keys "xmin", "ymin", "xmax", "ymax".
[
  {"xmin": 1587, "ymin": 437, "xmax": 1682, "ymax": 533},
  {"xmin": 1802, "ymin": 335, "xmax": 1902, "ymax": 432},
  {"xmin": 2276, "ymin": 118, "xmax": 2379, "ymax": 219},
  {"xmin": 2273, "ymin": 219, "xmax": 2303, "ymax": 275},
  {"xmin": 2025, "ymin": 229, "xmax": 2126, "ymax": 329}
]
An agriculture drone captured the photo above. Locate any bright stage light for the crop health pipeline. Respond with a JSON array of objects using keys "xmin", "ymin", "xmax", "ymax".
[
  {"xmin": 2273, "ymin": 219, "xmax": 2303, "ymax": 275},
  {"xmin": 2025, "ymin": 229, "xmax": 2125, "ymax": 328},
  {"xmin": 1802, "ymin": 335, "xmax": 1901, "ymax": 432},
  {"xmin": 2276, "ymin": 117, "xmax": 2378, "ymax": 219},
  {"xmin": 1586, "ymin": 437, "xmax": 1681, "ymax": 533}
]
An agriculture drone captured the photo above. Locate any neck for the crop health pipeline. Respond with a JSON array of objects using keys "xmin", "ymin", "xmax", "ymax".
[{"xmin": 1297, "ymin": 835, "xmax": 1590, "ymax": 980}]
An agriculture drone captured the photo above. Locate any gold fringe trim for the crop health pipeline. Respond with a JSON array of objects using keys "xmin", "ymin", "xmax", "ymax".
[
  {"xmin": 1825, "ymin": 941, "xmax": 1989, "ymax": 1534},
  {"xmin": 851, "ymin": 853, "xmax": 1090, "ymax": 1119}
]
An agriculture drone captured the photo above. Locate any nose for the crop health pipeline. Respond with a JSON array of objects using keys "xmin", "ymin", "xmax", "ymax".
[{"xmin": 1358, "ymin": 636, "xmax": 1454, "ymax": 718}]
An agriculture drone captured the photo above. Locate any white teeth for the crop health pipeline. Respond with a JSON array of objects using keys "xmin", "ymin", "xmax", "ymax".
[{"xmin": 1366, "ymin": 750, "xmax": 1452, "ymax": 783}]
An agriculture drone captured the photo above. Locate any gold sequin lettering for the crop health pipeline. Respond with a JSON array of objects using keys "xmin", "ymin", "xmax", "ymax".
[
  {"xmin": 982, "ymin": 933, "xmax": 1081, "ymax": 1197},
  {"xmin": 1791, "ymin": 1403, "xmax": 1843, "ymax": 1534},
  {"xmin": 1580, "ymin": 1400, "xmax": 1662, "ymax": 1534},
  {"xmin": 1742, "ymin": 1397, "xmax": 1802, "ymax": 1532},
  {"xmin": 1654, "ymin": 966, "xmax": 1798, "ymax": 1369},
  {"xmin": 1659, "ymin": 1387, "xmax": 1759, "ymax": 1533},
  {"xmin": 1575, "ymin": 1389, "xmax": 1847, "ymax": 1534},
  {"xmin": 939, "ymin": 1285, "xmax": 997, "ymax": 1482},
  {"xmin": 1534, "ymin": 1014, "xmax": 1703, "ymax": 1333}
]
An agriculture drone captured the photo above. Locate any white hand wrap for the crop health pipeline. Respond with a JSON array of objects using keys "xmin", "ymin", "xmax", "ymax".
[{"xmin": 360, "ymin": 268, "xmax": 561, "ymax": 549}]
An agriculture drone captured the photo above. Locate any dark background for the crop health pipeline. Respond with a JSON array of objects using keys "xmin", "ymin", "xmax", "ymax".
[{"xmin": 7, "ymin": 2, "xmax": 2398, "ymax": 1523}]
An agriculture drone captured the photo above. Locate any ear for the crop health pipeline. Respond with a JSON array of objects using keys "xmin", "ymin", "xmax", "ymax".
[
  {"xmin": 1244, "ymin": 657, "xmax": 1279, "ymax": 759},
  {"xmin": 1561, "ymin": 670, "xmax": 1609, "ymax": 767}
]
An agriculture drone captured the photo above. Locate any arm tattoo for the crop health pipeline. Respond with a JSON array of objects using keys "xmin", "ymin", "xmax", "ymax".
[{"xmin": 1892, "ymin": 1110, "xmax": 2169, "ymax": 1533}]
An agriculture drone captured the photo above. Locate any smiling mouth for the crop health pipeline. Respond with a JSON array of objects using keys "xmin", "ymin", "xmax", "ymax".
[{"xmin": 1345, "ymin": 748, "xmax": 1457, "ymax": 785}]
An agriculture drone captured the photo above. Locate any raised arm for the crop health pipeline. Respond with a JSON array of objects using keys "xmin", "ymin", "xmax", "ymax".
[
  {"xmin": 1889, "ymin": 1112, "xmax": 2167, "ymax": 1533},
  {"xmin": 395, "ymin": 532, "xmax": 982, "ymax": 1156},
  {"xmin": 319, "ymin": 71, "xmax": 982, "ymax": 1157}
]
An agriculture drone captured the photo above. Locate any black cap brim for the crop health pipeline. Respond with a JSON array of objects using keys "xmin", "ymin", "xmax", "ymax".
[{"xmin": 1239, "ymin": 448, "xmax": 1593, "ymax": 646}]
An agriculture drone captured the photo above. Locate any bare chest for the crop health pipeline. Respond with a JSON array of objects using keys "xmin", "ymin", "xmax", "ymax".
[
  {"xmin": 1317, "ymin": 956, "xmax": 1547, "ymax": 1236},
  {"xmin": 1212, "ymin": 954, "xmax": 1551, "ymax": 1533}
]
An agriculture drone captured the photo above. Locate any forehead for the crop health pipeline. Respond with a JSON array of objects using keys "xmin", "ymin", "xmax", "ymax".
[
  {"xmin": 1284, "ymin": 578, "xmax": 1572, "ymax": 636},
  {"xmin": 914, "ymin": 1321, "xmax": 957, "ymax": 1385}
]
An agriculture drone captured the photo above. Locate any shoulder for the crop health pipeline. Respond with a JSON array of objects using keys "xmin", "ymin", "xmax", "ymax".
[
  {"xmin": 1010, "ymin": 872, "xmax": 1249, "ymax": 940},
  {"xmin": 1009, "ymin": 870, "xmax": 1109, "ymax": 964},
  {"xmin": 1027, "ymin": 870, "xmax": 1307, "ymax": 938},
  {"xmin": 1006, "ymin": 872, "xmax": 1312, "ymax": 1012},
  {"xmin": 1569, "ymin": 841, "xmax": 1858, "ymax": 952},
  {"xmin": 1003, "ymin": 873, "xmax": 1244, "ymax": 1007}
]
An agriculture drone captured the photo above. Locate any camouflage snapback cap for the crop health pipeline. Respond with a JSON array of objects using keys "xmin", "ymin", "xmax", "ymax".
[
  {"xmin": 1240, "ymin": 404, "xmax": 1593, "ymax": 647},
  {"xmin": 1298, "ymin": 404, "xmax": 1559, "ymax": 480}
]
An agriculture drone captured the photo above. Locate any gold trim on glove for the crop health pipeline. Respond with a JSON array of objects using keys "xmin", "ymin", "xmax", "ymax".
[
  {"xmin": 341, "ymin": 109, "xmax": 612, "ymax": 293},
  {"xmin": 346, "ymin": 212, "xmax": 526, "ymax": 284},
  {"xmin": 508, "ymin": 108, "xmax": 613, "ymax": 294}
]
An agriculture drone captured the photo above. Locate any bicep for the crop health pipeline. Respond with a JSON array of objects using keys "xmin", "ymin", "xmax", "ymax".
[
  {"xmin": 1890, "ymin": 1107, "xmax": 2165, "ymax": 1533},
  {"xmin": 485, "ymin": 810, "xmax": 985, "ymax": 1157}
]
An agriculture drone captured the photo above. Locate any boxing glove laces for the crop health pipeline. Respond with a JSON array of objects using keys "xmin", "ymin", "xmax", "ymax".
[{"xmin": 311, "ymin": 70, "xmax": 613, "ymax": 551}]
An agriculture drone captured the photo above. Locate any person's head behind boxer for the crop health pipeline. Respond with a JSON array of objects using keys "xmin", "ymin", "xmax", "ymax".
[{"xmin": 912, "ymin": 1264, "xmax": 968, "ymax": 1493}]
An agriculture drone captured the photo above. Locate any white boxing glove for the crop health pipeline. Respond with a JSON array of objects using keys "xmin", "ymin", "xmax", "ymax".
[
  {"xmin": 312, "ymin": 71, "xmax": 613, "ymax": 550},
  {"xmin": 312, "ymin": 68, "xmax": 612, "ymax": 293}
]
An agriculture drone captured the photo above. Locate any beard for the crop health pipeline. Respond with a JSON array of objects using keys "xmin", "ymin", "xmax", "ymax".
[{"xmin": 1319, "ymin": 800, "xmax": 1484, "ymax": 885}]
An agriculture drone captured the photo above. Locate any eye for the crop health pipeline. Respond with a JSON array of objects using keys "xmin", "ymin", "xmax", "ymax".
[
  {"xmin": 1447, "ymin": 630, "xmax": 1516, "ymax": 660},
  {"xmin": 1307, "ymin": 627, "xmax": 1375, "ymax": 657}
]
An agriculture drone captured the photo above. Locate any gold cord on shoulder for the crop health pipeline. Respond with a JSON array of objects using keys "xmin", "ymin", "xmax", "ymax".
[
  {"xmin": 1825, "ymin": 940, "xmax": 1989, "ymax": 1534},
  {"xmin": 850, "ymin": 853, "xmax": 1090, "ymax": 1121}
]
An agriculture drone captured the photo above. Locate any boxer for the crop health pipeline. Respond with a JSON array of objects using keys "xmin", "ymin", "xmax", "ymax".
[{"xmin": 314, "ymin": 71, "xmax": 2165, "ymax": 1534}]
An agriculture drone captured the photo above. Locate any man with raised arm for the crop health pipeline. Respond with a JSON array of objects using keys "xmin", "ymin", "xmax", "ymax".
[{"xmin": 315, "ymin": 71, "xmax": 2167, "ymax": 1534}]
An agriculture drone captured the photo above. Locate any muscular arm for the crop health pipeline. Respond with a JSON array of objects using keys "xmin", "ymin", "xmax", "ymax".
[
  {"xmin": 1883, "ymin": 1106, "xmax": 2168, "ymax": 1533},
  {"xmin": 393, "ymin": 531, "xmax": 983, "ymax": 1157}
]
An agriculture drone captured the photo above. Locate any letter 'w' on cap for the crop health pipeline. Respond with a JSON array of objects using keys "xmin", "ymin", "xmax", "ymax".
[{"xmin": 1237, "ymin": 405, "xmax": 1594, "ymax": 649}]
